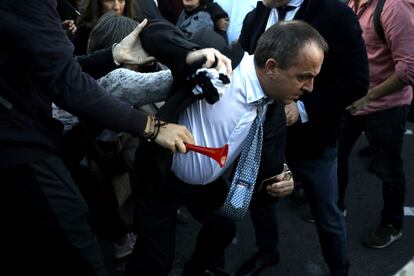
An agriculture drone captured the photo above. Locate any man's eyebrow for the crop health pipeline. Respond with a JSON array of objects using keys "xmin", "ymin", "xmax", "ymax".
[{"xmin": 299, "ymin": 72, "xmax": 316, "ymax": 79}]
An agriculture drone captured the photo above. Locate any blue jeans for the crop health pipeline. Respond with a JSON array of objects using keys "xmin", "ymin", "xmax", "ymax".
[
  {"xmin": 338, "ymin": 106, "xmax": 408, "ymax": 229},
  {"xmin": 289, "ymin": 146, "xmax": 349, "ymax": 276},
  {"xmin": 251, "ymin": 147, "xmax": 349, "ymax": 275}
]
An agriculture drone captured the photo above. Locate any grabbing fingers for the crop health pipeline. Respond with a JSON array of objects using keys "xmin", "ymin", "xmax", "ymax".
[
  {"xmin": 181, "ymin": 128, "xmax": 195, "ymax": 144},
  {"xmin": 175, "ymin": 127, "xmax": 195, "ymax": 153},
  {"xmin": 266, "ymin": 179, "xmax": 294, "ymax": 197},
  {"xmin": 203, "ymin": 50, "xmax": 232, "ymax": 76},
  {"xmin": 153, "ymin": 123, "xmax": 194, "ymax": 153},
  {"xmin": 62, "ymin": 20, "xmax": 77, "ymax": 35},
  {"xmin": 175, "ymin": 139, "xmax": 186, "ymax": 153},
  {"xmin": 202, "ymin": 49, "xmax": 220, "ymax": 69}
]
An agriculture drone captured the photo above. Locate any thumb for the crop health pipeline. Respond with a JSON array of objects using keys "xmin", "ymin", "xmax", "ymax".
[
  {"xmin": 135, "ymin": 18, "xmax": 148, "ymax": 35},
  {"xmin": 272, "ymin": 173, "xmax": 285, "ymax": 182}
]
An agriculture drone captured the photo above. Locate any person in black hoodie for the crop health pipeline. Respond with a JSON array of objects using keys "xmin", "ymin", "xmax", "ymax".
[{"xmin": 0, "ymin": 0, "xmax": 232, "ymax": 274}]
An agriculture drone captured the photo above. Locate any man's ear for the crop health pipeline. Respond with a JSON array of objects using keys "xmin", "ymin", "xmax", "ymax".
[{"xmin": 264, "ymin": 58, "xmax": 279, "ymax": 78}]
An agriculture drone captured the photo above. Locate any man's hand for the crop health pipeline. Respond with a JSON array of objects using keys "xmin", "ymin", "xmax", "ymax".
[
  {"xmin": 185, "ymin": 48, "xmax": 232, "ymax": 76},
  {"xmin": 347, "ymin": 73, "xmax": 407, "ymax": 115},
  {"xmin": 346, "ymin": 95, "xmax": 370, "ymax": 115},
  {"xmin": 285, "ymin": 102, "xmax": 300, "ymax": 126},
  {"xmin": 112, "ymin": 19, "xmax": 155, "ymax": 66},
  {"xmin": 62, "ymin": 20, "xmax": 77, "ymax": 36},
  {"xmin": 265, "ymin": 170, "xmax": 294, "ymax": 197},
  {"xmin": 154, "ymin": 123, "xmax": 195, "ymax": 153}
]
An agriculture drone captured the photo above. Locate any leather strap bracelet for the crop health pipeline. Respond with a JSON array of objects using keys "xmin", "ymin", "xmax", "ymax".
[
  {"xmin": 143, "ymin": 116, "xmax": 168, "ymax": 142},
  {"xmin": 150, "ymin": 120, "xmax": 168, "ymax": 141}
]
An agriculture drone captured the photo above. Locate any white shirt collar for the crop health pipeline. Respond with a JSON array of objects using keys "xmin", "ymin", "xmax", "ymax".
[{"xmin": 240, "ymin": 53, "xmax": 269, "ymax": 105}]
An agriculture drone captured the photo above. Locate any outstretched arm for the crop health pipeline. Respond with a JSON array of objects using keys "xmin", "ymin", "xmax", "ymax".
[
  {"xmin": 1, "ymin": 0, "xmax": 194, "ymax": 152},
  {"xmin": 140, "ymin": 19, "xmax": 232, "ymax": 79}
]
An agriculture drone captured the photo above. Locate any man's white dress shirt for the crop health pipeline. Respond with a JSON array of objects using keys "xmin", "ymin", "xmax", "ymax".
[{"xmin": 171, "ymin": 53, "xmax": 271, "ymax": 185}]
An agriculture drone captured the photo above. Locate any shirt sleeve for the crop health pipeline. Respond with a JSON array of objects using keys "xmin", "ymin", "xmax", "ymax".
[
  {"xmin": 383, "ymin": 0, "xmax": 414, "ymax": 86},
  {"xmin": 296, "ymin": 100, "xmax": 309, "ymax": 123}
]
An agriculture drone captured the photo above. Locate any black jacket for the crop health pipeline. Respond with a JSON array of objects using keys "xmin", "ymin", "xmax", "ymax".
[
  {"xmin": 0, "ymin": 0, "xmax": 148, "ymax": 167},
  {"xmin": 240, "ymin": 0, "xmax": 369, "ymax": 159}
]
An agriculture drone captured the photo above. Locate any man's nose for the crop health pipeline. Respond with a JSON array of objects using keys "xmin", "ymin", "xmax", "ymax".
[{"xmin": 303, "ymin": 78, "xmax": 314, "ymax": 93}]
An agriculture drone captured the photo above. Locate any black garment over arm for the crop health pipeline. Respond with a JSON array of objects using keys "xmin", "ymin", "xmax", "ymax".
[{"xmin": 140, "ymin": 19, "xmax": 200, "ymax": 78}]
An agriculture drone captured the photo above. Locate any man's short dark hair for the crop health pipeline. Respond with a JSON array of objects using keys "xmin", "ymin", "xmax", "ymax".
[
  {"xmin": 87, "ymin": 11, "xmax": 138, "ymax": 54},
  {"xmin": 254, "ymin": 20, "xmax": 328, "ymax": 69}
]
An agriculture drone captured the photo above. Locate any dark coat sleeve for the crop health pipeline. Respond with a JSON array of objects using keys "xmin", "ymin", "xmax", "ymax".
[
  {"xmin": 140, "ymin": 19, "xmax": 200, "ymax": 79},
  {"xmin": 76, "ymin": 47, "xmax": 118, "ymax": 80},
  {"xmin": 0, "ymin": 0, "xmax": 147, "ymax": 136},
  {"xmin": 71, "ymin": 25, "xmax": 91, "ymax": 56},
  {"xmin": 239, "ymin": 2, "xmax": 269, "ymax": 54}
]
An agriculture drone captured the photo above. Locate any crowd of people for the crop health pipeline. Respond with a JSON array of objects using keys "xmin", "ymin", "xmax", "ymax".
[{"xmin": 1, "ymin": 0, "xmax": 413, "ymax": 275}]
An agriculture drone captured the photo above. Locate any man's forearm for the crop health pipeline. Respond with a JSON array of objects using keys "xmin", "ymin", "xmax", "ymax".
[{"xmin": 367, "ymin": 73, "xmax": 407, "ymax": 101}]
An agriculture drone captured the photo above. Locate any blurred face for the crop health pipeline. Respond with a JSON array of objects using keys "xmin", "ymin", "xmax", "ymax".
[
  {"xmin": 259, "ymin": 41, "xmax": 324, "ymax": 105},
  {"xmin": 183, "ymin": 0, "xmax": 201, "ymax": 11},
  {"xmin": 101, "ymin": 0, "xmax": 126, "ymax": 15},
  {"xmin": 262, "ymin": 0, "xmax": 290, "ymax": 8}
]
